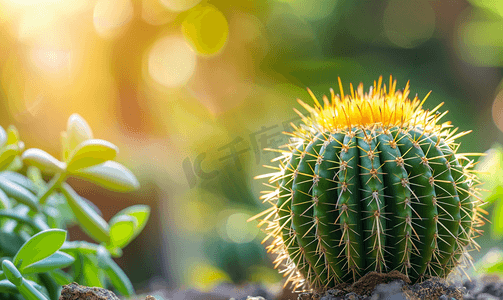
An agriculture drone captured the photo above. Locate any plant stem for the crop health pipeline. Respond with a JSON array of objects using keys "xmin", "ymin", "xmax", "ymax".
[{"xmin": 38, "ymin": 173, "xmax": 66, "ymax": 205}]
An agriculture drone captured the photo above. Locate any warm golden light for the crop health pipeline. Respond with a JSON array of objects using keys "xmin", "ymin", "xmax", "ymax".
[
  {"xmin": 93, "ymin": 0, "xmax": 133, "ymax": 38},
  {"xmin": 159, "ymin": 0, "xmax": 201, "ymax": 12},
  {"xmin": 147, "ymin": 35, "xmax": 197, "ymax": 88},
  {"xmin": 141, "ymin": 0, "xmax": 178, "ymax": 26},
  {"xmin": 30, "ymin": 48, "xmax": 71, "ymax": 73}
]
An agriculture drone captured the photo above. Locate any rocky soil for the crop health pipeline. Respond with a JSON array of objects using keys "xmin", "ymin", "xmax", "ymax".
[{"xmin": 60, "ymin": 272, "xmax": 503, "ymax": 300}]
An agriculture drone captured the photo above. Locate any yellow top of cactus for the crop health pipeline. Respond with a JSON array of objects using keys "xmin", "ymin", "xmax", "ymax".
[{"xmin": 296, "ymin": 76, "xmax": 448, "ymax": 133}]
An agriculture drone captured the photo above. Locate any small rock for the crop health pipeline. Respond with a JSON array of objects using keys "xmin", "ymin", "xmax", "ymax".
[
  {"xmin": 344, "ymin": 292, "xmax": 358, "ymax": 299},
  {"xmin": 326, "ymin": 289, "xmax": 345, "ymax": 297},
  {"xmin": 439, "ymin": 295, "xmax": 449, "ymax": 300},
  {"xmin": 59, "ymin": 282, "xmax": 120, "ymax": 300},
  {"xmin": 298, "ymin": 292, "xmax": 312, "ymax": 300},
  {"xmin": 464, "ymin": 280, "xmax": 476, "ymax": 291},
  {"xmin": 246, "ymin": 297, "xmax": 266, "ymax": 300},
  {"xmin": 476, "ymin": 293, "xmax": 499, "ymax": 300},
  {"xmin": 481, "ymin": 282, "xmax": 503, "ymax": 297}
]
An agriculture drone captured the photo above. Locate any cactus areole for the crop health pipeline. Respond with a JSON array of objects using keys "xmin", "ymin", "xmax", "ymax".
[{"xmin": 250, "ymin": 77, "xmax": 486, "ymax": 291}]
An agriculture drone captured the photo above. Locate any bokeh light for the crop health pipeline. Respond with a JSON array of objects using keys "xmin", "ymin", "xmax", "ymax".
[
  {"xmin": 217, "ymin": 211, "xmax": 259, "ymax": 244},
  {"xmin": 147, "ymin": 34, "xmax": 197, "ymax": 88},
  {"xmin": 159, "ymin": 0, "xmax": 201, "ymax": 12},
  {"xmin": 187, "ymin": 260, "xmax": 230, "ymax": 291},
  {"xmin": 29, "ymin": 48, "xmax": 71, "ymax": 74},
  {"xmin": 141, "ymin": 0, "xmax": 178, "ymax": 26},
  {"xmin": 93, "ymin": 0, "xmax": 133, "ymax": 38},
  {"xmin": 383, "ymin": 0, "xmax": 435, "ymax": 48},
  {"xmin": 279, "ymin": 0, "xmax": 338, "ymax": 21},
  {"xmin": 182, "ymin": 4, "xmax": 229, "ymax": 56}
]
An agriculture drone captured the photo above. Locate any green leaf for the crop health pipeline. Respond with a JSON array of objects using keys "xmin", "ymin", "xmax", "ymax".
[
  {"xmin": 21, "ymin": 251, "xmax": 75, "ymax": 275},
  {"xmin": 491, "ymin": 194, "xmax": 503, "ymax": 239},
  {"xmin": 66, "ymin": 114, "xmax": 93, "ymax": 156},
  {"xmin": 81, "ymin": 254, "xmax": 103, "ymax": 288},
  {"xmin": 0, "ymin": 145, "xmax": 20, "ymax": 172},
  {"xmin": 72, "ymin": 161, "xmax": 139, "ymax": 192},
  {"xmin": 60, "ymin": 183, "xmax": 110, "ymax": 244},
  {"xmin": 0, "ymin": 277, "xmax": 47, "ymax": 299},
  {"xmin": 105, "ymin": 246, "xmax": 123, "ymax": 257},
  {"xmin": 1, "ymin": 171, "xmax": 38, "ymax": 193},
  {"xmin": 47, "ymin": 269, "xmax": 72, "ymax": 285},
  {"xmin": 0, "ymin": 178, "xmax": 40, "ymax": 212},
  {"xmin": 6, "ymin": 126, "xmax": 19, "ymax": 146},
  {"xmin": 13, "ymin": 229, "xmax": 67, "ymax": 272},
  {"xmin": 66, "ymin": 139, "xmax": 118, "ymax": 172},
  {"xmin": 17, "ymin": 277, "xmax": 49, "ymax": 300},
  {"xmin": 96, "ymin": 246, "xmax": 134, "ymax": 296},
  {"xmin": 0, "ymin": 126, "xmax": 6, "ymax": 148},
  {"xmin": 27, "ymin": 167, "xmax": 46, "ymax": 192},
  {"xmin": 2, "ymin": 260, "xmax": 22, "ymax": 286},
  {"xmin": 0, "ymin": 188, "xmax": 10, "ymax": 209},
  {"xmin": 37, "ymin": 272, "xmax": 61, "ymax": 300},
  {"xmin": 60, "ymin": 240, "xmax": 100, "ymax": 255},
  {"xmin": 0, "ymin": 279, "xmax": 17, "ymax": 294},
  {"xmin": 0, "ymin": 231, "xmax": 25, "ymax": 257},
  {"xmin": 109, "ymin": 205, "xmax": 150, "ymax": 249},
  {"xmin": 0, "ymin": 210, "xmax": 46, "ymax": 232},
  {"xmin": 22, "ymin": 149, "xmax": 66, "ymax": 175},
  {"xmin": 6, "ymin": 156, "xmax": 23, "ymax": 172},
  {"xmin": 109, "ymin": 215, "xmax": 137, "ymax": 249}
]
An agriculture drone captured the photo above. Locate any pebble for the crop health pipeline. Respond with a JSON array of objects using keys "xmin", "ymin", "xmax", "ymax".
[{"xmin": 476, "ymin": 293, "xmax": 499, "ymax": 300}]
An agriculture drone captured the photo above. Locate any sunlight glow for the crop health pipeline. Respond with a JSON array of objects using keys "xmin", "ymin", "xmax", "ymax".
[
  {"xmin": 159, "ymin": 0, "xmax": 201, "ymax": 12},
  {"xmin": 223, "ymin": 212, "xmax": 259, "ymax": 244},
  {"xmin": 30, "ymin": 48, "xmax": 71, "ymax": 73},
  {"xmin": 147, "ymin": 35, "xmax": 197, "ymax": 88},
  {"xmin": 93, "ymin": 0, "xmax": 133, "ymax": 39}
]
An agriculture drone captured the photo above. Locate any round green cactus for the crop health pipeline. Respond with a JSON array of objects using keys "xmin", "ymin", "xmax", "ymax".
[{"xmin": 251, "ymin": 77, "xmax": 486, "ymax": 291}]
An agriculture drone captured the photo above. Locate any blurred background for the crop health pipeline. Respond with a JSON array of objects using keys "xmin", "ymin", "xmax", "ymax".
[{"xmin": 1, "ymin": 0, "xmax": 503, "ymax": 296}]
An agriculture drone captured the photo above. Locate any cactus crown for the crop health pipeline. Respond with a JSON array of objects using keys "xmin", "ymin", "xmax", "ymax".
[{"xmin": 251, "ymin": 76, "xmax": 486, "ymax": 292}]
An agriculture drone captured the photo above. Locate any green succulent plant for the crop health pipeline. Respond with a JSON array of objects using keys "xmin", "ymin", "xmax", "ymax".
[
  {"xmin": 250, "ymin": 77, "xmax": 486, "ymax": 291},
  {"xmin": 0, "ymin": 114, "xmax": 149, "ymax": 300}
]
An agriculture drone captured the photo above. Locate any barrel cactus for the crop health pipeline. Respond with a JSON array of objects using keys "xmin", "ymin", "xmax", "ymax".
[{"xmin": 251, "ymin": 77, "xmax": 486, "ymax": 291}]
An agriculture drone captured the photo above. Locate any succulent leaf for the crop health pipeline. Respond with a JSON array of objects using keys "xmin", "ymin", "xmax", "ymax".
[
  {"xmin": 96, "ymin": 246, "xmax": 135, "ymax": 296},
  {"xmin": 66, "ymin": 139, "xmax": 118, "ymax": 172},
  {"xmin": 72, "ymin": 161, "xmax": 140, "ymax": 192},
  {"xmin": 0, "ymin": 145, "xmax": 21, "ymax": 172},
  {"xmin": 13, "ymin": 229, "xmax": 67, "ymax": 272},
  {"xmin": 22, "ymin": 149, "xmax": 66, "ymax": 175},
  {"xmin": 46, "ymin": 269, "xmax": 72, "ymax": 286},
  {"xmin": 60, "ymin": 183, "xmax": 110, "ymax": 244},
  {"xmin": 0, "ymin": 126, "xmax": 7, "ymax": 148},
  {"xmin": 0, "ymin": 178, "xmax": 40, "ymax": 212},
  {"xmin": 109, "ymin": 214, "xmax": 137, "ymax": 249},
  {"xmin": 65, "ymin": 114, "xmax": 93, "ymax": 158},
  {"xmin": 21, "ymin": 251, "xmax": 75, "ymax": 275},
  {"xmin": 2, "ymin": 260, "xmax": 22, "ymax": 286}
]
